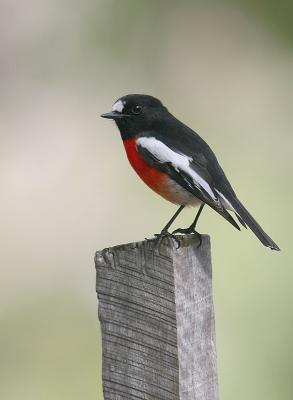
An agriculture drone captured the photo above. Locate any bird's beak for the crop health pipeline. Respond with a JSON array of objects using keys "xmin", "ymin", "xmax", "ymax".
[{"xmin": 100, "ymin": 111, "xmax": 130, "ymax": 119}]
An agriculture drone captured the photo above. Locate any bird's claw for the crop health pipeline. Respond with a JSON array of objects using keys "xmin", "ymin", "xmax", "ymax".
[
  {"xmin": 172, "ymin": 227, "xmax": 202, "ymax": 248},
  {"xmin": 154, "ymin": 231, "xmax": 181, "ymax": 249}
]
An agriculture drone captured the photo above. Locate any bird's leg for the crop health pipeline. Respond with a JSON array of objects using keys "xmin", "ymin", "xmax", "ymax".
[
  {"xmin": 161, "ymin": 204, "xmax": 186, "ymax": 233},
  {"xmin": 152, "ymin": 205, "xmax": 185, "ymax": 248},
  {"xmin": 172, "ymin": 203, "xmax": 205, "ymax": 246}
]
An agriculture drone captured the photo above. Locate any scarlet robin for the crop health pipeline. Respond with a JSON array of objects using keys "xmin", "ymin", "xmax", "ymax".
[{"xmin": 101, "ymin": 94, "xmax": 280, "ymax": 251}]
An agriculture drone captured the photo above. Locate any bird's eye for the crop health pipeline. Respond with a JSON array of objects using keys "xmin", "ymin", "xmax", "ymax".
[{"xmin": 132, "ymin": 105, "xmax": 142, "ymax": 115}]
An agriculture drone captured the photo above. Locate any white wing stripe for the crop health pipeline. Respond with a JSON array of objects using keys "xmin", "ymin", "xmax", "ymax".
[
  {"xmin": 137, "ymin": 137, "xmax": 216, "ymax": 200},
  {"xmin": 215, "ymin": 189, "xmax": 236, "ymax": 212}
]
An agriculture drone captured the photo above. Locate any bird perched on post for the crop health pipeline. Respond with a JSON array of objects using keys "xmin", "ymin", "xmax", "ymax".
[{"xmin": 101, "ymin": 94, "xmax": 280, "ymax": 251}]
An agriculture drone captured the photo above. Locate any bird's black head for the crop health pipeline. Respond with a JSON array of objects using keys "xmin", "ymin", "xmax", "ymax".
[{"xmin": 101, "ymin": 94, "xmax": 168, "ymax": 140}]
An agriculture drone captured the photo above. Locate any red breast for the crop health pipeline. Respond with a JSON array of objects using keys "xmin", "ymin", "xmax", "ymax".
[{"xmin": 123, "ymin": 136, "xmax": 195, "ymax": 205}]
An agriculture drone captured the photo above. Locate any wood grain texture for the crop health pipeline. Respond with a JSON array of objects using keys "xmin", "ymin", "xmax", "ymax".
[
  {"xmin": 95, "ymin": 235, "xmax": 218, "ymax": 400},
  {"xmin": 174, "ymin": 235, "xmax": 218, "ymax": 400}
]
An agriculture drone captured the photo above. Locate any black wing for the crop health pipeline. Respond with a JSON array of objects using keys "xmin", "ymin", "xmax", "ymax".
[{"xmin": 136, "ymin": 133, "xmax": 241, "ymax": 230}]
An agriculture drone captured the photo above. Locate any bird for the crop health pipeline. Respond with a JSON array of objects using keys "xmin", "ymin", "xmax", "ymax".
[{"xmin": 101, "ymin": 94, "xmax": 280, "ymax": 251}]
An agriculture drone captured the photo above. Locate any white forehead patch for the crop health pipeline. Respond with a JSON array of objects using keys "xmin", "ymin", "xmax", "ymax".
[{"xmin": 112, "ymin": 100, "xmax": 124, "ymax": 113}]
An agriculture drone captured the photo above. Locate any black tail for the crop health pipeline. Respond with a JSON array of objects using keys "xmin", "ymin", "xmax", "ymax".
[{"xmin": 227, "ymin": 196, "xmax": 280, "ymax": 251}]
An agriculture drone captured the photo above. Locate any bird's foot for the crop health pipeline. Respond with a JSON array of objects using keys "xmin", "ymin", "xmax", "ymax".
[
  {"xmin": 154, "ymin": 230, "xmax": 181, "ymax": 249},
  {"xmin": 172, "ymin": 226, "xmax": 202, "ymax": 248}
]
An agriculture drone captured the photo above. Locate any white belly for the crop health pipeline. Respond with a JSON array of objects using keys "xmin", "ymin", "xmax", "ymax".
[{"xmin": 165, "ymin": 177, "xmax": 201, "ymax": 206}]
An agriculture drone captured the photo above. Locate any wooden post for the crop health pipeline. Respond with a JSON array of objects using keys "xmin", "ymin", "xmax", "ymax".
[{"xmin": 95, "ymin": 234, "xmax": 219, "ymax": 400}]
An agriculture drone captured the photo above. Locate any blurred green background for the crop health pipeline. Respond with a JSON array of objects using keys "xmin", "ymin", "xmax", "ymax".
[{"xmin": 1, "ymin": 1, "xmax": 292, "ymax": 399}]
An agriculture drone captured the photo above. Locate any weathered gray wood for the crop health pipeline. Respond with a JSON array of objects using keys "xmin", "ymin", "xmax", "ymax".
[
  {"xmin": 95, "ymin": 235, "xmax": 218, "ymax": 400},
  {"xmin": 174, "ymin": 235, "xmax": 218, "ymax": 400}
]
